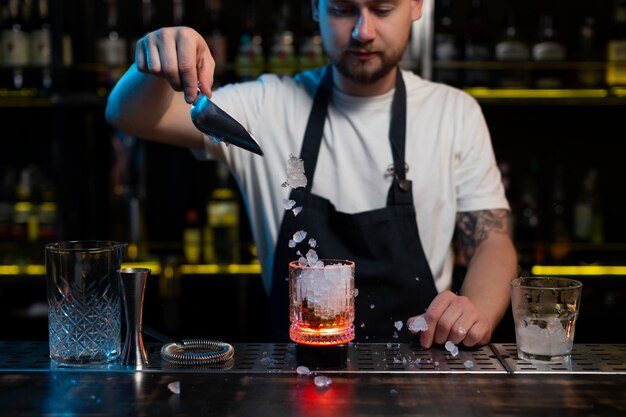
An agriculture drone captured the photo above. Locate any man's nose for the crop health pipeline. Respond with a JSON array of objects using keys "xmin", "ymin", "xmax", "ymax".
[{"xmin": 352, "ymin": 12, "xmax": 376, "ymax": 42}]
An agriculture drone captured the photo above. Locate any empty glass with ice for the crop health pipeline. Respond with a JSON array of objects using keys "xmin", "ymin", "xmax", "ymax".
[
  {"xmin": 510, "ymin": 277, "xmax": 583, "ymax": 364},
  {"xmin": 289, "ymin": 259, "xmax": 355, "ymax": 345}
]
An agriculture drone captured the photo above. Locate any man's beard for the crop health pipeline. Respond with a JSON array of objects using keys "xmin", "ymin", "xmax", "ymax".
[{"xmin": 325, "ymin": 40, "xmax": 405, "ymax": 85}]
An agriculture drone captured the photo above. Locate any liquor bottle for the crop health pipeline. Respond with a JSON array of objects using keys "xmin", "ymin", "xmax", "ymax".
[
  {"xmin": 514, "ymin": 160, "xmax": 544, "ymax": 267},
  {"xmin": 203, "ymin": 0, "xmax": 228, "ymax": 81},
  {"xmin": 573, "ymin": 168, "xmax": 603, "ymax": 243},
  {"xmin": 204, "ymin": 163, "xmax": 240, "ymax": 264},
  {"xmin": 0, "ymin": 0, "xmax": 30, "ymax": 91},
  {"xmin": 11, "ymin": 165, "xmax": 39, "ymax": 246},
  {"xmin": 549, "ymin": 166, "xmax": 571, "ymax": 263},
  {"xmin": 577, "ymin": 17, "xmax": 604, "ymax": 88},
  {"xmin": 29, "ymin": 0, "xmax": 52, "ymax": 92},
  {"xmin": 268, "ymin": 2, "xmax": 296, "ymax": 76},
  {"xmin": 235, "ymin": 4, "xmax": 264, "ymax": 82},
  {"xmin": 606, "ymin": 0, "xmax": 626, "ymax": 87},
  {"xmin": 130, "ymin": 0, "xmax": 156, "ymax": 56},
  {"xmin": 531, "ymin": 14, "xmax": 566, "ymax": 88},
  {"xmin": 0, "ymin": 168, "xmax": 16, "ymax": 244},
  {"xmin": 96, "ymin": 0, "xmax": 127, "ymax": 92},
  {"xmin": 494, "ymin": 14, "xmax": 530, "ymax": 88},
  {"xmin": 297, "ymin": 1, "xmax": 326, "ymax": 72},
  {"xmin": 37, "ymin": 175, "xmax": 57, "ymax": 243},
  {"xmin": 498, "ymin": 161, "xmax": 515, "ymax": 241},
  {"xmin": 463, "ymin": 0, "xmax": 491, "ymax": 87},
  {"xmin": 433, "ymin": 0, "xmax": 461, "ymax": 86},
  {"xmin": 183, "ymin": 208, "xmax": 201, "ymax": 264}
]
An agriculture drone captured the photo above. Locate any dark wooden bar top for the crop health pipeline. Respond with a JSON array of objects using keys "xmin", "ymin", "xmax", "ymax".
[{"xmin": 0, "ymin": 342, "xmax": 625, "ymax": 417}]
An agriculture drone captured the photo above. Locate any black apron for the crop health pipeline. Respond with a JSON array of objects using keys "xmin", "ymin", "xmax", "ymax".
[{"xmin": 270, "ymin": 66, "xmax": 438, "ymax": 342}]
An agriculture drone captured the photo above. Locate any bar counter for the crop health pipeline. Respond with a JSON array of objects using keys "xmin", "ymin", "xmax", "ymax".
[{"xmin": 0, "ymin": 342, "xmax": 625, "ymax": 416}]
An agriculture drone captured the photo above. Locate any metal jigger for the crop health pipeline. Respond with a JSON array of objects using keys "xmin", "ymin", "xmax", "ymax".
[{"xmin": 120, "ymin": 268, "xmax": 151, "ymax": 368}]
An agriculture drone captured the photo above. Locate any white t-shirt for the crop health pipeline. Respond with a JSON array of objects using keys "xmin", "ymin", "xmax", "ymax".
[{"xmin": 193, "ymin": 68, "xmax": 509, "ymax": 295}]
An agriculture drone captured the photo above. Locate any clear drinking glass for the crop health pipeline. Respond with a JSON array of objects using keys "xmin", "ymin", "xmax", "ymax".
[
  {"xmin": 510, "ymin": 277, "xmax": 583, "ymax": 364},
  {"xmin": 46, "ymin": 240, "xmax": 127, "ymax": 366},
  {"xmin": 289, "ymin": 259, "xmax": 355, "ymax": 345}
]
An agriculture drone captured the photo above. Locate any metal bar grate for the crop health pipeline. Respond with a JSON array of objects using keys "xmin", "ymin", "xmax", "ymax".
[{"xmin": 1, "ymin": 342, "xmax": 625, "ymax": 375}]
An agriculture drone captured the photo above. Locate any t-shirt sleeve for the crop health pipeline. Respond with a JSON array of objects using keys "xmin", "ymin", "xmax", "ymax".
[{"xmin": 454, "ymin": 96, "xmax": 510, "ymax": 212}]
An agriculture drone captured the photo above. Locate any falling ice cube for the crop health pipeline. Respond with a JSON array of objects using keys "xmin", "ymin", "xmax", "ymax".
[
  {"xmin": 284, "ymin": 154, "xmax": 308, "ymax": 189},
  {"xmin": 283, "ymin": 199, "xmax": 296, "ymax": 210},
  {"xmin": 288, "ymin": 240, "xmax": 296, "ymax": 248},
  {"xmin": 408, "ymin": 316, "xmax": 428, "ymax": 333},
  {"xmin": 299, "ymin": 257, "xmax": 308, "ymax": 266},
  {"xmin": 308, "ymin": 238, "xmax": 317, "ymax": 248},
  {"xmin": 167, "ymin": 381, "xmax": 181, "ymax": 395},
  {"xmin": 445, "ymin": 341, "xmax": 459, "ymax": 357},
  {"xmin": 293, "ymin": 230, "xmax": 307, "ymax": 243},
  {"xmin": 292, "ymin": 207, "xmax": 303, "ymax": 216},
  {"xmin": 394, "ymin": 321, "xmax": 403, "ymax": 331}
]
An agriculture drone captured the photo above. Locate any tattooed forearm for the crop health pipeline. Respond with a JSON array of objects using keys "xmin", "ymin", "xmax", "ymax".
[{"xmin": 455, "ymin": 209, "xmax": 510, "ymax": 262}]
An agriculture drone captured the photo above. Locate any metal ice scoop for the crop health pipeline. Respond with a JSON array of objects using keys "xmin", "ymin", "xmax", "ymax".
[{"xmin": 190, "ymin": 92, "xmax": 264, "ymax": 156}]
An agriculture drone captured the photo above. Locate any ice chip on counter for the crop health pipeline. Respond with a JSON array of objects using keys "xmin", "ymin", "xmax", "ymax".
[
  {"xmin": 464, "ymin": 360, "xmax": 475, "ymax": 369},
  {"xmin": 445, "ymin": 341, "xmax": 459, "ymax": 357},
  {"xmin": 394, "ymin": 321, "xmax": 403, "ymax": 331},
  {"xmin": 283, "ymin": 154, "xmax": 308, "ymax": 189},
  {"xmin": 308, "ymin": 238, "xmax": 317, "ymax": 248},
  {"xmin": 283, "ymin": 199, "xmax": 296, "ymax": 210},
  {"xmin": 314, "ymin": 375, "xmax": 333, "ymax": 388},
  {"xmin": 292, "ymin": 206, "xmax": 303, "ymax": 216},
  {"xmin": 293, "ymin": 230, "xmax": 307, "ymax": 243},
  {"xmin": 167, "ymin": 381, "xmax": 181, "ymax": 395},
  {"xmin": 408, "ymin": 316, "xmax": 428, "ymax": 333},
  {"xmin": 296, "ymin": 366, "xmax": 311, "ymax": 376}
]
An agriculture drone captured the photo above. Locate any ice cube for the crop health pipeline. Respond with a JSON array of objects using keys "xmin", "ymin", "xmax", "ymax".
[
  {"xmin": 305, "ymin": 249, "xmax": 319, "ymax": 265},
  {"xmin": 445, "ymin": 341, "xmax": 459, "ymax": 357},
  {"xmin": 314, "ymin": 375, "xmax": 333, "ymax": 388},
  {"xmin": 167, "ymin": 381, "xmax": 181, "ymax": 394},
  {"xmin": 463, "ymin": 360, "xmax": 474, "ymax": 369},
  {"xmin": 288, "ymin": 240, "xmax": 296, "ymax": 248},
  {"xmin": 293, "ymin": 230, "xmax": 307, "ymax": 243},
  {"xmin": 298, "ymin": 257, "xmax": 308, "ymax": 266},
  {"xmin": 284, "ymin": 154, "xmax": 308, "ymax": 189},
  {"xmin": 296, "ymin": 366, "xmax": 311, "ymax": 376},
  {"xmin": 370, "ymin": 304, "xmax": 375, "ymax": 309},
  {"xmin": 283, "ymin": 199, "xmax": 296, "ymax": 210},
  {"xmin": 407, "ymin": 316, "xmax": 428, "ymax": 333},
  {"xmin": 292, "ymin": 207, "xmax": 303, "ymax": 216},
  {"xmin": 394, "ymin": 321, "xmax": 403, "ymax": 331},
  {"xmin": 308, "ymin": 238, "xmax": 317, "ymax": 248}
]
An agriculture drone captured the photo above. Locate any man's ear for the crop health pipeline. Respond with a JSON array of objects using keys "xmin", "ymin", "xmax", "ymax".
[{"xmin": 411, "ymin": 0, "xmax": 424, "ymax": 21}]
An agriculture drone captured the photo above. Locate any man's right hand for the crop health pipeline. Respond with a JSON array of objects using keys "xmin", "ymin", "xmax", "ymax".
[{"xmin": 135, "ymin": 26, "xmax": 215, "ymax": 104}]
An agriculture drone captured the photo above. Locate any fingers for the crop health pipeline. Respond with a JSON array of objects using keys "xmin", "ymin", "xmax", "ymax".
[
  {"xmin": 134, "ymin": 27, "xmax": 214, "ymax": 103},
  {"xmin": 416, "ymin": 291, "xmax": 491, "ymax": 349}
]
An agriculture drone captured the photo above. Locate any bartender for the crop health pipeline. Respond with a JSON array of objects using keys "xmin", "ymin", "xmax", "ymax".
[{"xmin": 105, "ymin": 0, "xmax": 517, "ymax": 346}]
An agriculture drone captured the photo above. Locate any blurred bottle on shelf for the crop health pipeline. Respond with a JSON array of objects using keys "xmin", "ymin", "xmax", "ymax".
[
  {"xmin": 576, "ymin": 17, "xmax": 604, "ymax": 88},
  {"xmin": 28, "ymin": 0, "xmax": 52, "ymax": 92},
  {"xmin": 0, "ymin": 168, "xmax": 17, "ymax": 246},
  {"xmin": 203, "ymin": 0, "xmax": 228, "ymax": 82},
  {"xmin": 573, "ymin": 168, "xmax": 604, "ymax": 244},
  {"xmin": 235, "ymin": 4, "xmax": 264, "ymax": 82},
  {"xmin": 183, "ymin": 208, "xmax": 201, "ymax": 264},
  {"xmin": 1, "ymin": 0, "xmax": 30, "ymax": 91},
  {"xmin": 498, "ymin": 161, "xmax": 515, "ymax": 241},
  {"xmin": 531, "ymin": 14, "xmax": 566, "ymax": 88},
  {"xmin": 297, "ymin": 1, "xmax": 325, "ymax": 72},
  {"xmin": 268, "ymin": 2, "xmax": 296, "ymax": 76},
  {"xmin": 463, "ymin": 0, "xmax": 491, "ymax": 87},
  {"xmin": 433, "ymin": 0, "xmax": 461, "ymax": 86},
  {"xmin": 129, "ymin": 0, "xmax": 157, "ymax": 58},
  {"xmin": 494, "ymin": 14, "xmax": 530, "ymax": 88},
  {"xmin": 514, "ymin": 160, "xmax": 544, "ymax": 266},
  {"xmin": 549, "ymin": 166, "xmax": 571, "ymax": 263},
  {"xmin": 96, "ymin": 0, "xmax": 127, "ymax": 92},
  {"xmin": 606, "ymin": 0, "xmax": 626, "ymax": 87},
  {"xmin": 37, "ymin": 175, "xmax": 56, "ymax": 244},
  {"xmin": 204, "ymin": 163, "xmax": 240, "ymax": 265}
]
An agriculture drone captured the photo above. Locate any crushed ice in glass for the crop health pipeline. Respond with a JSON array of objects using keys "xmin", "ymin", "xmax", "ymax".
[
  {"xmin": 394, "ymin": 321, "xmax": 403, "ymax": 331},
  {"xmin": 296, "ymin": 366, "xmax": 311, "ymax": 376},
  {"xmin": 314, "ymin": 375, "xmax": 333, "ymax": 388},
  {"xmin": 292, "ymin": 206, "xmax": 303, "ymax": 216},
  {"xmin": 305, "ymin": 249, "xmax": 324, "ymax": 267},
  {"xmin": 298, "ymin": 256, "xmax": 308, "ymax": 266},
  {"xmin": 282, "ymin": 154, "xmax": 308, "ymax": 189},
  {"xmin": 408, "ymin": 316, "xmax": 428, "ymax": 333},
  {"xmin": 167, "ymin": 381, "xmax": 181, "ymax": 395},
  {"xmin": 445, "ymin": 341, "xmax": 459, "ymax": 357}
]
